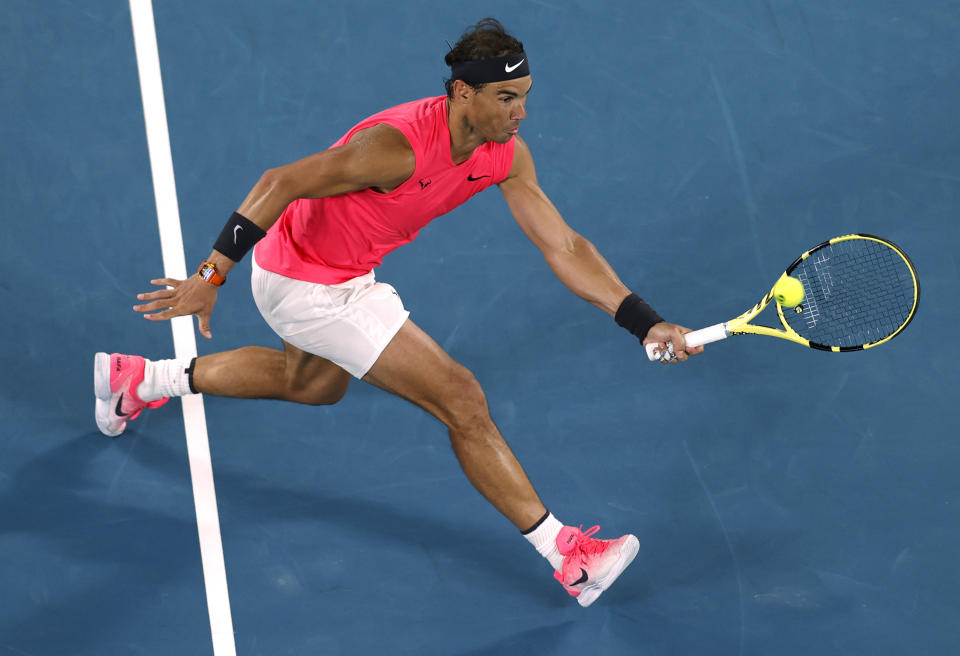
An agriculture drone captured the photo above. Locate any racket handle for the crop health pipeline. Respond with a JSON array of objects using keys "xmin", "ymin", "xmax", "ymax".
[{"xmin": 645, "ymin": 323, "xmax": 729, "ymax": 361}]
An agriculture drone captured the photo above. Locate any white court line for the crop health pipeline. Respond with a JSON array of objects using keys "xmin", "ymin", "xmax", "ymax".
[{"xmin": 128, "ymin": 2, "xmax": 236, "ymax": 654}]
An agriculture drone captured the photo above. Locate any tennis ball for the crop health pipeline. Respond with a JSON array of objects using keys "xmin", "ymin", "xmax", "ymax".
[{"xmin": 774, "ymin": 275, "xmax": 805, "ymax": 307}]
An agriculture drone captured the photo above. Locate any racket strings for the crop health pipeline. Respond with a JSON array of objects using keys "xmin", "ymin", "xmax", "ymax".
[{"xmin": 784, "ymin": 239, "xmax": 916, "ymax": 347}]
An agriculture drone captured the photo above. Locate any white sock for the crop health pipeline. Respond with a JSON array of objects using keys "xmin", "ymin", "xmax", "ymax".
[
  {"xmin": 523, "ymin": 512, "xmax": 565, "ymax": 572},
  {"xmin": 138, "ymin": 357, "xmax": 195, "ymax": 401}
]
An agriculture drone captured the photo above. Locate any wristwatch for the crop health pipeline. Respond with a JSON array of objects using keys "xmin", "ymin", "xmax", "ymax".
[{"xmin": 197, "ymin": 261, "xmax": 226, "ymax": 286}]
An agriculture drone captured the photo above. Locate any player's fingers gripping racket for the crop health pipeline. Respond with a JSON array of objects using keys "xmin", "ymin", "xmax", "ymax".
[{"xmin": 647, "ymin": 234, "xmax": 920, "ymax": 362}]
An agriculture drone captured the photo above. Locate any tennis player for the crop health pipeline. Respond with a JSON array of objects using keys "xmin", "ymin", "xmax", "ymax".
[{"xmin": 95, "ymin": 18, "xmax": 701, "ymax": 607}]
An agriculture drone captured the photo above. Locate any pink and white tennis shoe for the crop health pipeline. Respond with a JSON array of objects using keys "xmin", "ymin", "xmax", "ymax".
[
  {"xmin": 554, "ymin": 524, "xmax": 640, "ymax": 607},
  {"xmin": 94, "ymin": 352, "xmax": 168, "ymax": 437}
]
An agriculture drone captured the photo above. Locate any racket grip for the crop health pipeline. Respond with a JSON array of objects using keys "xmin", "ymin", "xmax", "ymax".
[{"xmin": 645, "ymin": 323, "xmax": 729, "ymax": 361}]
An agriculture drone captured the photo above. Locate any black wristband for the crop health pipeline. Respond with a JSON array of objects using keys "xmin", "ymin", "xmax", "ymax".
[
  {"xmin": 213, "ymin": 212, "xmax": 267, "ymax": 262},
  {"xmin": 615, "ymin": 293, "xmax": 664, "ymax": 342}
]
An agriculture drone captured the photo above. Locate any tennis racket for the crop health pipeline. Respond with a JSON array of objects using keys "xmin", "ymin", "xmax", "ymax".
[{"xmin": 647, "ymin": 233, "xmax": 920, "ymax": 362}]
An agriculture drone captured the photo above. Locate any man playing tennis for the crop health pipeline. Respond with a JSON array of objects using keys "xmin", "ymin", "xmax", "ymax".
[{"xmin": 95, "ymin": 18, "xmax": 700, "ymax": 607}]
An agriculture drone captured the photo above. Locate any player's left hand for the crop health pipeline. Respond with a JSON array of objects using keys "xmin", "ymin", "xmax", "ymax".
[
  {"xmin": 642, "ymin": 322, "xmax": 704, "ymax": 364},
  {"xmin": 133, "ymin": 275, "xmax": 219, "ymax": 339}
]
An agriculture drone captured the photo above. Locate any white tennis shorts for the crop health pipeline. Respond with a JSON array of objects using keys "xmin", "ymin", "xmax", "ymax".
[{"xmin": 251, "ymin": 254, "xmax": 409, "ymax": 378}]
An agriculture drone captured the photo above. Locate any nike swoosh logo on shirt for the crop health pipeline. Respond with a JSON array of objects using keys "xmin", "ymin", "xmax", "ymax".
[
  {"xmin": 467, "ymin": 174, "xmax": 490, "ymax": 182},
  {"xmin": 505, "ymin": 58, "xmax": 525, "ymax": 73}
]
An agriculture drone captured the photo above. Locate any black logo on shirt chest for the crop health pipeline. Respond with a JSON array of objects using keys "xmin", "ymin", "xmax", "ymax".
[{"xmin": 418, "ymin": 174, "xmax": 490, "ymax": 190}]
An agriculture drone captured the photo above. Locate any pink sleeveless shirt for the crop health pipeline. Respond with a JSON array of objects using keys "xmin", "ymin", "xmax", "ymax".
[{"xmin": 254, "ymin": 96, "xmax": 516, "ymax": 284}]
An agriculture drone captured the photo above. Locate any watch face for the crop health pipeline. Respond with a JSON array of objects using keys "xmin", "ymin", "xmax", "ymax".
[{"xmin": 198, "ymin": 263, "xmax": 221, "ymax": 284}]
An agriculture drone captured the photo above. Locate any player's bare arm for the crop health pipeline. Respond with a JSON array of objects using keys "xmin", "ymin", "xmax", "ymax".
[
  {"xmin": 498, "ymin": 136, "xmax": 702, "ymax": 362},
  {"xmin": 133, "ymin": 124, "xmax": 416, "ymax": 337},
  {"xmin": 237, "ymin": 123, "xmax": 416, "ymax": 226}
]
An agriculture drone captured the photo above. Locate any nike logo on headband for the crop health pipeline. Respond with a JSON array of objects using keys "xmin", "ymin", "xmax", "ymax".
[{"xmin": 505, "ymin": 58, "xmax": 525, "ymax": 73}]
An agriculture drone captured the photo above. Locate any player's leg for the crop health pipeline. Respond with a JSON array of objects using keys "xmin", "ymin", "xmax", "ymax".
[
  {"xmin": 363, "ymin": 318, "xmax": 640, "ymax": 606},
  {"xmin": 192, "ymin": 340, "xmax": 350, "ymax": 404},
  {"xmin": 94, "ymin": 342, "xmax": 350, "ymax": 437},
  {"xmin": 362, "ymin": 318, "xmax": 546, "ymax": 531},
  {"xmin": 363, "ymin": 319, "xmax": 546, "ymax": 530}
]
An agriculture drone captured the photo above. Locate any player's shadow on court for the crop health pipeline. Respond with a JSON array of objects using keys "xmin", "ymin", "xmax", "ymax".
[
  {"xmin": 116, "ymin": 430, "xmax": 561, "ymax": 606},
  {"xmin": 453, "ymin": 620, "xmax": 578, "ymax": 656},
  {"xmin": 111, "ymin": 422, "xmax": 776, "ymax": 613}
]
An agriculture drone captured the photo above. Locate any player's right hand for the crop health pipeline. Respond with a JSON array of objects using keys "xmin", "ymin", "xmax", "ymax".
[
  {"xmin": 133, "ymin": 276, "xmax": 218, "ymax": 339},
  {"xmin": 642, "ymin": 321, "xmax": 704, "ymax": 364}
]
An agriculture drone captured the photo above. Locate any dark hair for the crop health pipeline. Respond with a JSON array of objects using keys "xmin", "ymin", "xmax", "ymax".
[{"xmin": 444, "ymin": 18, "xmax": 524, "ymax": 97}]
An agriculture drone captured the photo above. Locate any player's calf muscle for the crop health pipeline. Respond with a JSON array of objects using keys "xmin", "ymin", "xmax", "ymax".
[
  {"xmin": 194, "ymin": 347, "xmax": 284, "ymax": 398},
  {"xmin": 194, "ymin": 346, "xmax": 346, "ymax": 404},
  {"xmin": 283, "ymin": 375, "xmax": 348, "ymax": 406}
]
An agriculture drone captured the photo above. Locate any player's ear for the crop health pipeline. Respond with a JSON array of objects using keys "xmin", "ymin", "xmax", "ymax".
[{"xmin": 450, "ymin": 79, "xmax": 474, "ymax": 104}]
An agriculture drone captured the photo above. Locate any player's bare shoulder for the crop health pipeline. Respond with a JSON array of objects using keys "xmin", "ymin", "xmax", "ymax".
[{"xmin": 341, "ymin": 123, "xmax": 416, "ymax": 193}]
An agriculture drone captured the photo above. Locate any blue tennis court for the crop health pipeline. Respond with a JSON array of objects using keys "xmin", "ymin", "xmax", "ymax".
[{"xmin": 2, "ymin": 1, "xmax": 959, "ymax": 654}]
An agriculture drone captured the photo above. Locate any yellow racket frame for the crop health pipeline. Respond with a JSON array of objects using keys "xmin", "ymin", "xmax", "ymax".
[{"xmin": 646, "ymin": 234, "xmax": 920, "ymax": 361}]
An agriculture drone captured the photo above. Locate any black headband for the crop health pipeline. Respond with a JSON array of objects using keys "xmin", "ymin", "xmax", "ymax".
[{"xmin": 449, "ymin": 52, "xmax": 530, "ymax": 85}]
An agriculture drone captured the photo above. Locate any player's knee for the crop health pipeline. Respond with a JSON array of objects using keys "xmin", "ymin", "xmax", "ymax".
[{"xmin": 441, "ymin": 365, "xmax": 491, "ymax": 431}]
